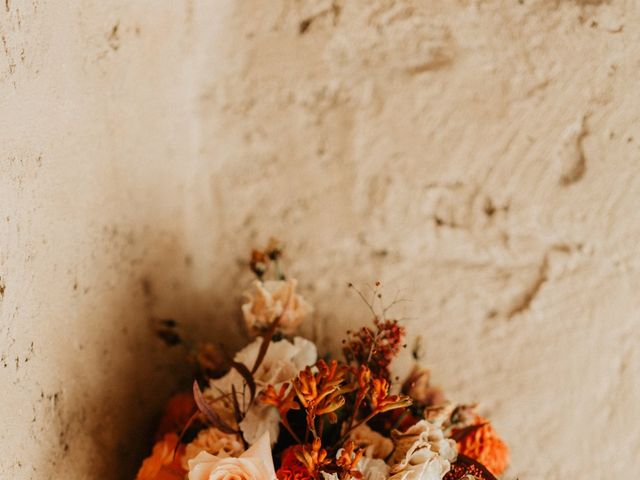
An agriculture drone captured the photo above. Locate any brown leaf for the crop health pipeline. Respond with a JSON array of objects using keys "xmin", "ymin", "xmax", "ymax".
[
  {"xmin": 230, "ymin": 360, "xmax": 257, "ymax": 404},
  {"xmin": 192, "ymin": 380, "xmax": 238, "ymax": 435},
  {"xmin": 230, "ymin": 384, "xmax": 243, "ymax": 424},
  {"xmin": 251, "ymin": 314, "xmax": 282, "ymax": 375},
  {"xmin": 173, "ymin": 409, "xmax": 200, "ymax": 460}
]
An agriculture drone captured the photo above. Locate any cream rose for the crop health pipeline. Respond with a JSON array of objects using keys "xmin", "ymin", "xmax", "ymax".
[
  {"xmin": 241, "ymin": 279, "xmax": 312, "ymax": 336},
  {"xmin": 389, "ymin": 420, "xmax": 457, "ymax": 480},
  {"xmin": 188, "ymin": 432, "xmax": 276, "ymax": 480},
  {"xmin": 358, "ymin": 457, "xmax": 390, "ymax": 480}
]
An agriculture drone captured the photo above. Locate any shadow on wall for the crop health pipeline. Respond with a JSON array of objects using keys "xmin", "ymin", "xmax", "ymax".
[{"xmin": 43, "ymin": 226, "xmax": 248, "ymax": 479}]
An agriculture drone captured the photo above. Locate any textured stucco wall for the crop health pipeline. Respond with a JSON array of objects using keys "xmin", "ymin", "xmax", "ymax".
[{"xmin": 1, "ymin": 1, "xmax": 639, "ymax": 479}]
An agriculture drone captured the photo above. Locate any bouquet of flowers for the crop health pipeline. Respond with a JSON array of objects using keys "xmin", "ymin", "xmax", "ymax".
[{"xmin": 136, "ymin": 240, "xmax": 510, "ymax": 480}]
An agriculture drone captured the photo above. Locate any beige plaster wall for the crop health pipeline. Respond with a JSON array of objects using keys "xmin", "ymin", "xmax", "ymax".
[{"xmin": 1, "ymin": 1, "xmax": 639, "ymax": 479}]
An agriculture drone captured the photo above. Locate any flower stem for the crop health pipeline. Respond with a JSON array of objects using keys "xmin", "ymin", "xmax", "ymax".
[
  {"xmin": 281, "ymin": 417, "xmax": 302, "ymax": 444},
  {"xmin": 338, "ymin": 410, "xmax": 378, "ymax": 445}
]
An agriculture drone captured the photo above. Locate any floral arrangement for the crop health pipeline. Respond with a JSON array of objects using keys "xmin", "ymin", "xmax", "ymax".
[{"xmin": 137, "ymin": 240, "xmax": 510, "ymax": 480}]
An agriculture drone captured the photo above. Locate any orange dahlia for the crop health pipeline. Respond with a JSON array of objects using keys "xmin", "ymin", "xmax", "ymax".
[
  {"xmin": 276, "ymin": 446, "xmax": 313, "ymax": 480},
  {"xmin": 456, "ymin": 416, "xmax": 509, "ymax": 476},
  {"xmin": 136, "ymin": 433, "xmax": 186, "ymax": 480}
]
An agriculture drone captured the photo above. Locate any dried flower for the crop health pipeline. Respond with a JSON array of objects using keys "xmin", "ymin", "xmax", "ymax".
[
  {"xmin": 443, "ymin": 455, "xmax": 498, "ymax": 480},
  {"xmin": 454, "ymin": 417, "xmax": 509, "ymax": 477},
  {"xmin": 242, "ymin": 280, "xmax": 313, "ymax": 337},
  {"xmin": 261, "ymin": 383, "xmax": 300, "ymax": 416},
  {"xmin": 344, "ymin": 319, "xmax": 405, "ymax": 380},
  {"xmin": 293, "ymin": 360, "xmax": 349, "ymax": 434},
  {"xmin": 370, "ymin": 378, "xmax": 412, "ymax": 413},
  {"xmin": 336, "ymin": 441, "xmax": 364, "ymax": 479},
  {"xmin": 187, "ymin": 432, "xmax": 276, "ymax": 480},
  {"xmin": 250, "ymin": 249, "xmax": 271, "ymax": 278},
  {"xmin": 264, "ymin": 237, "xmax": 284, "ymax": 261},
  {"xmin": 136, "ymin": 433, "xmax": 186, "ymax": 480},
  {"xmin": 295, "ymin": 439, "xmax": 331, "ymax": 476},
  {"xmin": 181, "ymin": 427, "xmax": 245, "ymax": 470},
  {"xmin": 389, "ymin": 420, "xmax": 457, "ymax": 480},
  {"xmin": 356, "ymin": 365, "xmax": 372, "ymax": 392}
]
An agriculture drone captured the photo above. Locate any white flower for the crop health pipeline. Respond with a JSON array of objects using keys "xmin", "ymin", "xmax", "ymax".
[
  {"xmin": 205, "ymin": 336, "xmax": 317, "ymax": 446},
  {"xmin": 358, "ymin": 457, "xmax": 390, "ymax": 480},
  {"xmin": 389, "ymin": 420, "xmax": 457, "ymax": 480},
  {"xmin": 207, "ymin": 336, "xmax": 317, "ymax": 395},
  {"xmin": 188, "ymin": 432, "xmax": 276, "ymax": 480},
  {"xmin": 348, "ymin": 424, "xmax": 394, "ymax": 459},
  {"xmin": 241, "ymin": 279, "xmax": 313, "ymax": 336},
  {"xmin": 238, "ymin": 403, "xmax": 280, "ymax": 447}
]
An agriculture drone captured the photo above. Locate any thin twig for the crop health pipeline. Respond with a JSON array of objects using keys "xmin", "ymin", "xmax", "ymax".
[{"xmin": 348, "ymin": 282, "xmax": 378, "ymax": 319}]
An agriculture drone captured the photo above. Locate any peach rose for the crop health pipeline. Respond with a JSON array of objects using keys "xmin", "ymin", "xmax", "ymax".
[
  {"xmin": 188, "ymin": 432, "xmax": 276, "ymax": 480},
  {"xmin": 241, "ymin": 279, "xmax": 312, "ymax": 336},
  {"xmin": 181, "ymin": 427, "xmax": 245, "ymax": 470}
]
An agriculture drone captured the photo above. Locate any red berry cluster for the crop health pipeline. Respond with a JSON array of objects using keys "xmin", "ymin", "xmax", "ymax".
[{"xmin": 343, "ymin": 318, "xmax": 406, "ymax": 379}]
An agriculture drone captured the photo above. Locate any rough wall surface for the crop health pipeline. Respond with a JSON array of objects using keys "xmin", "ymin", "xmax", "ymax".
[{"xmin": 1, "ymin": 1, "xmax": 639, "ymax": 479}]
